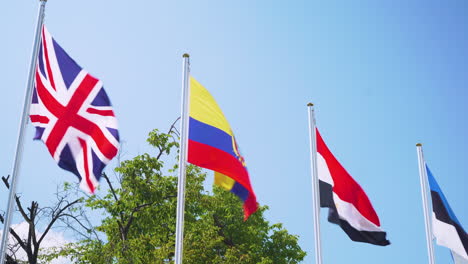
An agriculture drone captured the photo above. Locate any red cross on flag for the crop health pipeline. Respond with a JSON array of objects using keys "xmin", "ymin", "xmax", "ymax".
[{"xmin": 30, "ymin": 26, "xmax": 120, "ymax": 193}]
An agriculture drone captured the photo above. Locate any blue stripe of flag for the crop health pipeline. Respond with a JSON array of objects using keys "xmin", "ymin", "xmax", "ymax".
[
  {"xmin": 426, "ymin": 165, "xmax": 463, "ymax": 227},
  {"xmin": 188, "ymin": 117, "xmax": 237, "ymax": 158}
]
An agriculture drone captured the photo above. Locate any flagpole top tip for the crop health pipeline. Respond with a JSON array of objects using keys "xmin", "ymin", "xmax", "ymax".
[
  {"xmin": 307, "ymin": 103, "xmax": 314, "ymax": 107},
  {"xmin": 416, "ymin": 143, "xmax": 422, "ymax": 147},
  {"xmin": 183, "ymin": 53, "xmax": 190, "ymax": 58}
]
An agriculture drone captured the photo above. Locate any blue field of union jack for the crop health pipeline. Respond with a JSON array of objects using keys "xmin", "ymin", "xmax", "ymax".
[{"xmin": 30, "ymin": 25, "xmax": 120, "ymax": 193}]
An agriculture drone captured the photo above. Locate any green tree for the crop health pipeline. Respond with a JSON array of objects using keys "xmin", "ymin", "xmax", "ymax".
[{"xmin": 52, "ymin": 125, "xmax": 305, "ymax": 264}]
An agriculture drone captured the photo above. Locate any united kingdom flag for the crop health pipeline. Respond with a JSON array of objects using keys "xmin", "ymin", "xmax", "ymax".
[{"xmin": 30, "ymin": 26, "xmax": 119, "ymax": 193}]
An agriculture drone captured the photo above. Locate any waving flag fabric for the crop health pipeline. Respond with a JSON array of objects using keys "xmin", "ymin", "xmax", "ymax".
[
  {"xmin": 30, "ymin": 26, "xmax": 119, "ymax": 193},
  {"xmin": 453, "ymin": 252, "xmax": 468, "ymax": 264},
  {"xmin": 187, "ymin": 77, "xmax": 258, "ymax": 219},
  {"xmin": 317, "ymin": 129, "xmax": 390, "ymax": 246},
  {"xmin": 426, "ymin": 165, "xmax": 468, "ymax": 261}
]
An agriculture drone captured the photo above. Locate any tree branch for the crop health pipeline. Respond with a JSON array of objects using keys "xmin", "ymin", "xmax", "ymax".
[
  {"xmin": 29, "ymin": 202, "xmax": 38, "ymax": 248},
  {"xmin": 37, "ymin": 199, "xmax": 80, "ymax": 245},
  {"xmin": 101, "ymin": 173, "xmax": 127, "ymax": 241},
  {"xmin": 8, "ymin": 228, "xmax": 26, "ymax": 252},
  {"xmin": 120, "ymin": 193, "xmax": 176, "ymax": 238},
  {"xmin": 59, "ymin": 213, "xmax": 92, "ymax": 234},
  {"xmin": 102, "ymin": 173, "xmax": 119, "ymax": 203},
  {"xmin": 168, "ymin": 117, "xmax": 181, "ymax": 135},
  {"xmin": 14, "ymin": 196, "xmax": 30, "ymax": 223},
  {"xmin": 155, "ymin": 117, "xmax": 181, "ymax": 160},
  {"xmin": 2, "ymin": 175, "xmax": 10, "ymax": 189},
  {"xmin": 121, "ymin": 202, "xmax": 154, "ymax": 239},
  {"xmin": 213, "ymin": 214, "xmax": 234, "ymax": 247}
]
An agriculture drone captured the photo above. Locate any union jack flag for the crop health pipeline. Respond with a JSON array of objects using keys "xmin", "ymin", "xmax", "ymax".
[{"xmin": 30, "ymin": 26, "xmax": 119, "ymax": 193}]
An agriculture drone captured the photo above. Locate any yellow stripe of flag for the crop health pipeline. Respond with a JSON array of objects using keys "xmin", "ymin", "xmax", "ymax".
[
  {"xmin": 189, "ymin": 77, "xmax": 233, "ymax": 137},
  {"xmin": 214, "ymin": 172, "xmax": 236, "ymax": 190}
]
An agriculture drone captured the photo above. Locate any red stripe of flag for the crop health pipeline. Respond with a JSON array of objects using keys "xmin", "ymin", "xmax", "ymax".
[
  {"xmin": 30, "ymin": 115, "xmax": 50, "ymax": 124},
  {"xmin": 86, "ymin": 108, "xmax": 115, "ymax": 116},
  {"xmin": 41, "ymin": 27, "xmax": 57, "ymax": 91},
  {"xmin": 188, "ymin": 139, "xmax": 254, "ymax": 195},
  {"xmin": 79, "ymin": 138, "xmax": 95, "ymax": 194},
  {"xmin": 316, "ymin": 128, "xmax": 381, "ymax": 227},
  {"xmin": 188, "ymin": 139, "xmax": 258, "ymax": 219}
]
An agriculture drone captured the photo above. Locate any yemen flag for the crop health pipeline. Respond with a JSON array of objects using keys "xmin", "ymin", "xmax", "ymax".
[
  {"xmin": 187, "ymin": 77, "xmax": 258, "ymax": 219},
  {"xmin": 317, "ymin": 129, "xmax": 390, "ymax": 246},
  {"xmin": 426, "ymin": 165, "xmax": 468, "ymax": 261}
]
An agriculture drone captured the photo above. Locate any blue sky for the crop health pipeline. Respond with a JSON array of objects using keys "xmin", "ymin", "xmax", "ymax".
[{"xmin": 1, "ymin": 1, "xmax": 467, "ymax": 263}]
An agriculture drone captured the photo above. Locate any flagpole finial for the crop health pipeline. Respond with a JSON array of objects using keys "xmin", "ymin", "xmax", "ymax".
[
  {"xmin": 307, "ymin": 102, "xmax": 314, "ymax": 107},
  {"xmin": 416, "ymin": 143, "xmax": 423, "ymax": 147},
  {"xmin": 183, "ymin": 53, "xmax": 190, "ymax": 58}
]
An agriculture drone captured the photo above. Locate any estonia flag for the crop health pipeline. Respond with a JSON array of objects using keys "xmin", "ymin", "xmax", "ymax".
[
  {"xmin": 316, "ymin": 129, "xmax": 390, "ymax": 246},
  {"xmin": 426, "ymin": 165, "xmax": 468, "ymax": 261}
]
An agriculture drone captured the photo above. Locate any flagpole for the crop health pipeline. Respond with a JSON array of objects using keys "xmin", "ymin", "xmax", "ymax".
[
  {"xmin": 0, "ymin": 1, "xmax": 47, "ymax": 263},
  {"xmin": 174, "ymin": 53, "xmax": 190, "ymax": 264},
  {"xmin": 416, "ymin": 143, "xmax": 436, "ymax": 264},
  {"xmin": 307, "ymin": 103, "xmax": 323, "ymax": 264}
]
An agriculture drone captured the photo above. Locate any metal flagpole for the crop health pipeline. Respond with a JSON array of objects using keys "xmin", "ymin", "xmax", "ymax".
[
  {"xmin": 307, "ymin": 103, "xmax": 323, "ymax": 264},
  {"xmin": 174, "ymin": 53, "xmax": 190, "ymax": 264},
  {"xmin": 416, "ymin": 143, "xmax": 436, "ymax": 264},
  {"xmin": 0, "ymin": 1, "xmax": 47, "ymax": 263}
]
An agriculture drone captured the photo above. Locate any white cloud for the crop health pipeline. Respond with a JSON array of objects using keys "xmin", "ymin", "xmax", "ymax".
[{"xmin": 0, "ymin": 222, "xmax": 72, "ymax": 264}]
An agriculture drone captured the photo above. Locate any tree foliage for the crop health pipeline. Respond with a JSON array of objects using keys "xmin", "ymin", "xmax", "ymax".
[{"xmin": 53, "ymin": 126, "xmax": 306, "ymax": 263}]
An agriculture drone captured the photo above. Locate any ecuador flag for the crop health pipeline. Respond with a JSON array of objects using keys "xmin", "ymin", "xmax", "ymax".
[{"xmin": 187, "ymin": 77, "xmax": 258, "ymax": 219}]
